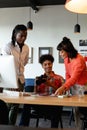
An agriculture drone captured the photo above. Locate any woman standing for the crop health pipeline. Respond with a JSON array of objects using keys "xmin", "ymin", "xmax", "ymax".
[
  {"xmin": 55, "ymin": 37, "xmax": 87, "ymax": 95},
  {"xmin": 55, "ymin": 37, "xmax": 87, "ymax": 128},
  {"xmin": 4, "ymin": 24, "xmax": 29, "ymax": 125}
]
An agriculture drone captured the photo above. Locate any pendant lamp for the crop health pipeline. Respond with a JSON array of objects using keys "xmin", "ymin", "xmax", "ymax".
[
  {"xmin": 74, "ymin": 14, "xmax": 80, "ymax": 33},
  {"xmin": 65, "ymin": 0, "xmax": 87, "ymax": 14},
  {"xmin": 27, "ymin": 21, "xmax": 33, "ymax": 30},
  {"xmin": 27, "ymin": 7, "xmax": 33, "ymax": 30}
]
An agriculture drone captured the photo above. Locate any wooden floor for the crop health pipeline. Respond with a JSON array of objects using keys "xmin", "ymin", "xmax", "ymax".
[{"xmin": 0, "ymin": 125, "xmax": 80, "ymax": 130}]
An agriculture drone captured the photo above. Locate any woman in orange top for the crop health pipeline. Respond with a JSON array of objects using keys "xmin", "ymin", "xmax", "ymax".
[
  {"xmin": 55, "ymin": 37, "xmax": 87, "ymax": 129},
  {"xmin": 55, "ymin": 37, "xmax": 87, "ymax": 96}
]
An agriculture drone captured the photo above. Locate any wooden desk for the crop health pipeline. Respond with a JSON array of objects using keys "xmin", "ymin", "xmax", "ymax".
[
  {"xmin": 0, "ymin": 93, "xmax": 87, "ymax": 107},
  {"xmin": 0, "ymin": 125, "xmax": 78, "ymax": 130}
]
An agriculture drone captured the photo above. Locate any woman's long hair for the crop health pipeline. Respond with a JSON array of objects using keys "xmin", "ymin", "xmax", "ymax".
[
  {"xmin": 57, "ymin": 37, "xmax": 78, "ymax": 58},
  {"xmin": 11, "ymin": 24, "xmax": 27, "ymax": 46}
]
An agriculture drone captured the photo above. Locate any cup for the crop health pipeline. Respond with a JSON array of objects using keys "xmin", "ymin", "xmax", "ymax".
[{"xmin": 78, "ymin": 86, "xmax": 84, "ymax": 97}]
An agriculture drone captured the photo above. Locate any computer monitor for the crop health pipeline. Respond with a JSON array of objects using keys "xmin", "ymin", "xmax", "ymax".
[{"xmin": 0, "ymin": 55, "xmax": 18, "ymax": 88}]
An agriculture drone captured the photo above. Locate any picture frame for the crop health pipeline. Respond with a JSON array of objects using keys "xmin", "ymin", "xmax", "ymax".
[
  {"xmin": 38, "ymin": 47, "xmax": 53, "ymax": 61},
  {"xmin": 79, "ymin": 39, "xmax": 87, "ymax": 62},
  {"xmin": 58, "ymin": 52, "xmax": 64, "ymax": 63},
  {"xmin": 79, "ymin": 40, "xmax": 87, "ymax": 53},
  {"xmin": 28, "ymin": 47, "xmax": 33, "ymax": 64}
]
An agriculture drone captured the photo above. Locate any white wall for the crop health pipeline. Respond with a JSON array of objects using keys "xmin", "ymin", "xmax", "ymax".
[{"xmin": 0, "ymin": 5, "xmax": 87, "ymax": 78}]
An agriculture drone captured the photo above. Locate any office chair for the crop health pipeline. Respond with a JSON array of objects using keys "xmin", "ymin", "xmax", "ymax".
[
  {"xmin": 0, "ymin": 99, "xmax": 9, "ymax": 124},
  {"xmin": 24, "ymin": 78, "xmax": 39, "ymax": 127},
  {"xmin": 76, "ymin": 92, "xmax": 87, "ymax": 130},
  {"xmin": 24, "ymin": 78, "xmax": 46, "ymax": 127},
  {"xmin": 24, "ymin": 78, "xmax": 63, "ymax": 128},
  {"xmin": 25, "ymin": 78, "xmax": 35, "ymax": 92},
  {"xmin": 79, "ymin": 107, "xmax": 87, "ymax": 130},
  {"xmin": 69, "ymin": 107, "xmax": 74, "ymax": 125}
]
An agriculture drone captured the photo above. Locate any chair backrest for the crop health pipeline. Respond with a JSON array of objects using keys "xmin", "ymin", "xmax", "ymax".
[
  {"xmin": 24, "ymin": 78, "xmax": 35, "ymax": 92},
  {"xmin": 0, "ymin": 99, "xmax": 9, "ymax": 124},
  {"xmin": 79, "ymin": 107, "xmax": 87, "ymax": 116}
]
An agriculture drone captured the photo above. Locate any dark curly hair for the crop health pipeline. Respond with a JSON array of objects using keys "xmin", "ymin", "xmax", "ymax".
[
  {"xmin": 57, "ymin": 37, "xmax": 78, "ymax": 58},
  {"xmin": 11, "ymin": 24, "xmax": 27, "ymax": 46},
  {"xmin": 39, "ymin": 54, "xmax": 54, "ymax": 64}
]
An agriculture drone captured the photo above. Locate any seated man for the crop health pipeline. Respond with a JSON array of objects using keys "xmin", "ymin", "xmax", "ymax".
[{"xmin": 19, "ymin": 54, "xmax": 64, "ymax": 128}]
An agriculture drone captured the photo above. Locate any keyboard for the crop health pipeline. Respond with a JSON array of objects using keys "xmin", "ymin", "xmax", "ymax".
[{"xmin": 3, "ymin": 89, "xmax": 20, "ymax": 97}]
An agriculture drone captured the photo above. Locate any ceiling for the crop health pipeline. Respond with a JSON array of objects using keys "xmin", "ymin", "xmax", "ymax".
[{"xmin": 0, "ymin": 0, "xmax": 66, "ymax": 11}]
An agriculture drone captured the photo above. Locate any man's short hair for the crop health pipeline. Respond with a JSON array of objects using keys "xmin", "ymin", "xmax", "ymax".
[{"xmin": 39, "ymin": 54, "xmax": 54, "ymax": 64}]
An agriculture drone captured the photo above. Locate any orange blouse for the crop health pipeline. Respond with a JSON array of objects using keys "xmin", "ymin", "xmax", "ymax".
[{"xmin": 63, "ymin": 54, "xmax": 87, "ymax": 89}]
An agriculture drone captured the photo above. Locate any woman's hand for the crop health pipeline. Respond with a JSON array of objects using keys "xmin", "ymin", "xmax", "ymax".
[{"xmin": 55, "ymin": 86, "xmax": 66, "ymax": 96}]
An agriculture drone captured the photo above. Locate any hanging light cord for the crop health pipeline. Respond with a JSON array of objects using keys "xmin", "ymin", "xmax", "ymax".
[
  {"xmin": 29, "ymin": 7, "xmax": 31, "ymax": 21},
  {"xmin": 77, "ymin": 14, "xmax": 78, "ymax": 24}
]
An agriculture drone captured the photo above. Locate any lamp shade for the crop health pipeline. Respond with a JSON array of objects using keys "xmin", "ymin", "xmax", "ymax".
[
  {"xmin": 74, "ymin": 24, "xmax": 80, "ymax": 33},
  {"xmin": 27, "ymin": 21, "xmax": 33, "ymax": 30},
  {"xmin": 65, "ymin": 0, "xmax": 87, "ymax": 14}
]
